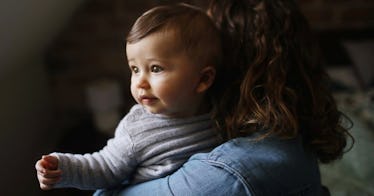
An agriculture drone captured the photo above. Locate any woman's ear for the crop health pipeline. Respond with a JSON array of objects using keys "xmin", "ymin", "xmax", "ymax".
[{"xmin": 196, "ymin": 66, "xmax": 216, "ymax": 93}]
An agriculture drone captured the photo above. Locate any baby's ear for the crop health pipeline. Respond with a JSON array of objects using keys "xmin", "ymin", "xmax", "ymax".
[{"xmin": 196, "ymin": 66, "xmax": 216, "ymax": 93}]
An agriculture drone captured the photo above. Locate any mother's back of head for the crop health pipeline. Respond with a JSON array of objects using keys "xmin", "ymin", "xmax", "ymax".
[{"xmin": 208, "ymin": 0, "xmax": 353, "ymax": 164}]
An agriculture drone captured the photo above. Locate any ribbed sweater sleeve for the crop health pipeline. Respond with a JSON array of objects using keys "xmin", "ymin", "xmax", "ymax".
[
  {"xmin": 52, "ymin": 116, "xmax": 137, "ymax": 190},
  {"xmin": 51, "ymin": 104, "xmax": 221, "ymax": 190}
]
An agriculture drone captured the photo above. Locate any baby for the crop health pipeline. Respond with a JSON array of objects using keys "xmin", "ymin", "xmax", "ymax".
[{"xmin": 36, "ymin": 3, "xmax": 222, "ymax": 191}]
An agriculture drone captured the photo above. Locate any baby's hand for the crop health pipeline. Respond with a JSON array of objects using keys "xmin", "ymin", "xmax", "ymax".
[{"xmin": 35, "ymin": 155, "xmax": 62, "ymax": 190}]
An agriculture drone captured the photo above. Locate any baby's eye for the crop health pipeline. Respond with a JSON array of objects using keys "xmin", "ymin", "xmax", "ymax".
[
  {"xmin": 130, "ymin": 66, "xmax": 139, "ymax": 73},
  {"xmin": 151, "ymin": 65, "xmax": 164, "ymax": 73}
]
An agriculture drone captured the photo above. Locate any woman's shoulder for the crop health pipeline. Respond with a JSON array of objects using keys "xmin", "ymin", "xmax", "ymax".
[
  {"xmin": 191, "ymin": 135, "xmax": 324, "ymax": 195},
  {"xmin": 209, "ymin": 135, "xmax": 313, "ymax": 164}
]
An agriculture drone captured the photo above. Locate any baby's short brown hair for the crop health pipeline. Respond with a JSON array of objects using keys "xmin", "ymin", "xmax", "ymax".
[{"xmin": 127, "ymin": 3, "xmax": 222, "ymax": 68}]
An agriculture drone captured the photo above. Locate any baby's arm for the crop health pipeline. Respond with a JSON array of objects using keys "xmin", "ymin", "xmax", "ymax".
[
  {"xmin": 52, "ymin": 133, "xmax": 136, "ymax": 190},
  {"xmin": 35, "ymin": 155, "xmax": 61, "ymax": 190},
  {"xmin": 35, "ymin": 119, "xmax": 137, "ymax": 190}
]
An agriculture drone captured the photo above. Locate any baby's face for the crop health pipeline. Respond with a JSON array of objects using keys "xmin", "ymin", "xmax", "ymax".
[{"xmin": 126, "ymin": 32, "xmax": 204, "ymax": 118}]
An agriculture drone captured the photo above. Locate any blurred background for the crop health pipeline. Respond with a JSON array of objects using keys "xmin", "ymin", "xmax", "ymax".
[{"xmin": 0, "ymin": 0, "xmax": 373, "ymax": 195}]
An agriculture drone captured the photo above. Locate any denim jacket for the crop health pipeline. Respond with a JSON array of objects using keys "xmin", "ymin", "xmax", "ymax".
[{"xmin": 95, "ymin": 135, "xmax": 327, "ymax": 196}]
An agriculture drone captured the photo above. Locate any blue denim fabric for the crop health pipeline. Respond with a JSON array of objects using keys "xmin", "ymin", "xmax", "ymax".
[{"xmin": 94, "ymin": 136, "xmax": 327, "ymax": 196}]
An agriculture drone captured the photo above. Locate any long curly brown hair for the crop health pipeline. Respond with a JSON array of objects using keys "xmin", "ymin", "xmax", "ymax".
[{"xmin": 208, "ymin": 0, "xmax": 353, "ymax": 163}]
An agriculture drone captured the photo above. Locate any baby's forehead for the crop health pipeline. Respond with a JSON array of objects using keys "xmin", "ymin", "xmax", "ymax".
[
  {"xmin": 150, "ymin": 29, "xmax": 186, "ymax": 52},
  {"xmin": 127, "ymin": 30, "xmax": 187, "ymax": 58},
  {"xmin": 155, "ymin": 27, "xmax": 183, "ymax": 44}
]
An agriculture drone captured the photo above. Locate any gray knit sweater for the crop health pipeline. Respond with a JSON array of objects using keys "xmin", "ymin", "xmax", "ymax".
[{"xmin": 52, "ymin": 104, "xmax": 221, "ymax": 190}]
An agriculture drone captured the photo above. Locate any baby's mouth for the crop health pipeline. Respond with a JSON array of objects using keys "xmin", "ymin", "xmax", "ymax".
[{"xmin": 139, "ymin": 95, "xmax": 157, "ymax": 105}]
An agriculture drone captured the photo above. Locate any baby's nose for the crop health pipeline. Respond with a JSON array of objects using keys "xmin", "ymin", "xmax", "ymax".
[{"xmin": 136, "ymin": 76, "xmax": 150, "ymax": 89}]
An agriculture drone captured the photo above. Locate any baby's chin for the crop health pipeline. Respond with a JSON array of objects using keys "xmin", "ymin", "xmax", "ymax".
[
  {"xmin": 144, "ymin": 107, "xmax": 184, "ymax": 118},
  {"xmin": 142, "ymin": 105, "xmax": 165, "ymax": 115}
]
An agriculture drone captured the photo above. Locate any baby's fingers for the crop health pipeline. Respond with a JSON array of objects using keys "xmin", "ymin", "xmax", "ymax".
[
  {"xmin": 42, "ymin": 155, "xmax": 58, "ymax": 170},
  {"xmin": 35, "ymin": 159, "xmax": 43, "ymax": 171},
  {"xmin": 37, "ymin": 168, "xmax": 62, "ymax": 178},
  {"xmin": 35, "ymin": 159, "xmax": 62, "ymax": 176},
  {"xmin": 39, "ymin": 183, "xmax": 53, "ymax": 191},
  {"xmin": 37, "ymin": 174, "xmax": 61, "ymax": 185},
  {"xmin": 38, "ymin": 178, "xmax": 59, "ymax": 190},
  {"xmin": 37, "ymin": 173, "xmax": 61, "ymax": 190}
]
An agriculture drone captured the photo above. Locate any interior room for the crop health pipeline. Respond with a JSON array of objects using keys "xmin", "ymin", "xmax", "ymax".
[{"xmin": 0, "ymin": 0, "xmax": 373, "ymax": 195}]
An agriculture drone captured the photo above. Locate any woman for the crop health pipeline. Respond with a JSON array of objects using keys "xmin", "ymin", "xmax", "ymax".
[{"xmin": 100, "ymin": 0, "xmax": 352, "ymax": 195}]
